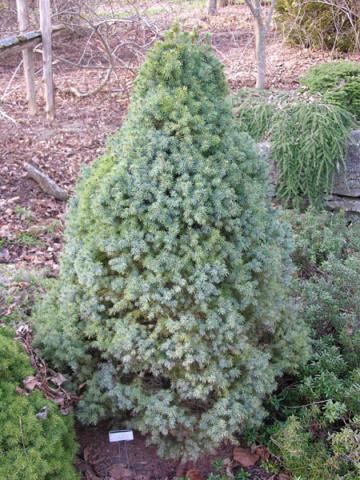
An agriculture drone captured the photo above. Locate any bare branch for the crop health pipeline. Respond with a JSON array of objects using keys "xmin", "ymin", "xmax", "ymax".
[{"xmin": 24, "ymin": 162, "xmax": 69, "ymax": 201}]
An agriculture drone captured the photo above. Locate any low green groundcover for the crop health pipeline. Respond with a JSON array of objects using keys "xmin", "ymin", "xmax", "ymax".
[{"xmin": 0, "ymin": 327, "xmax": 79, "ymax": 480}]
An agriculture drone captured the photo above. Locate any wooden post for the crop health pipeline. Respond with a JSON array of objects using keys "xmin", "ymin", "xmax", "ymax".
[
  {"xmin": 39, "ymin": 0, "xmax": 55, "ymax": 120},
  {"xmin": 16, "ymin": 0, "xmax": 37, "ymax": 114}
]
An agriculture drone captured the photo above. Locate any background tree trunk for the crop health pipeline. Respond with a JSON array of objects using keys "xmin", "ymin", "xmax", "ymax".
[
  {"xmin": 39, "ymin": 0, "xmax": 55, "ymax": 120},
  {"xmin": 255, "ymin": 17, "xmax": 266, "ymax": 88},
  {"xmin": 16, "ymin": 0, "xmax": 37, "ymax": 114},
  {"xmin": 208, "ymin": 0, "xmax": 217, "ymax": 15},
  {"xmin": 245, "ymin": 0, "xmax": 276, "ymax": 89}
]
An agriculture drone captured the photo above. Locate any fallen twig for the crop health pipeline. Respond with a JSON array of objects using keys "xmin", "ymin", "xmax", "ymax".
[{"xmin": 24, "ymin": 162, "xmax": 69, "ymax": 201}]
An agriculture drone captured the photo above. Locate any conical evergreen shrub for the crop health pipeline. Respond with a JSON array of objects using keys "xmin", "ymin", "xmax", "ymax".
[{"xmin": 33, "ymin": 30, "xmax": 308, "ymax": 460}]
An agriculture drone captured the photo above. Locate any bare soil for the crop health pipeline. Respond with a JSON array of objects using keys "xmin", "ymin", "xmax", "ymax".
[{"xmin": 76, "ymin": 422, "xmax": 271, "ymax": 480}]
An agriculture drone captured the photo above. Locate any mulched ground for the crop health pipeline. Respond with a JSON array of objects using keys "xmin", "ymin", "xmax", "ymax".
[
  {"xmin": 1, "ymin": 3, "xmax": 359, "ymax": 479},
  {"xmin": 76, "ymin": 422, "xmax": 273, "ymax": 480}
]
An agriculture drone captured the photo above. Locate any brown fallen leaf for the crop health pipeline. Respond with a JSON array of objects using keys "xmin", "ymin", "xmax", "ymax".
[
  {"xmin": 23, "ymin": 375, "xmax": 40, "ymax": 391},
  {"xmin": 52, "ymin": 396, "xmax": 65, "ymax": 406},
  {"xmin": 233, "ymin": 447, "xmax": 260, "ymax": 468},
  {"xmin": 83, "ymin": 447, "xmax": 93, "ymax": 464},
  {"xmin": 49, "ymin": 372, "xmax": 67, "ymax": 386},
  {"xmin": 15, "ymin": 386, "xmax": 28, "ymax": 396},
  {"xmin": 60, "ymin": 405, "xmax": 73, "ymax": 415},
  {"xmin": 278, "ymin": 474, "xmax": 291, "ymax": 480},
  {"xmin": 186, "ymin": 469, "xmax": 204, "ymax": 480},
  {"xmin": 85, "ymin": 473, "xmax": 101, "ymax": 480},
  {"xmin": 254, "ymin": 445, "xmax": 271, "ymax": 461},
  {"xmin": 108, "ymin": 465, "xmax": 133, "ymax": 480}
]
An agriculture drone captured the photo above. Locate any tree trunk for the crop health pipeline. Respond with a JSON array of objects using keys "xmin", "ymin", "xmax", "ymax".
[
  {"xmin": 208, "ymin": 0, "xmax": 217, "ymax": 15},
  {"xmin": 39, "ymin": 0, "xmax": 55, "ymax": 120},
  {"xmin": 255, "ymin": 17, "xmax": 266, "ymax": 89},
  {"xmin": 16, "ymin": 0, "xmax": 37, "ymax": 114}
]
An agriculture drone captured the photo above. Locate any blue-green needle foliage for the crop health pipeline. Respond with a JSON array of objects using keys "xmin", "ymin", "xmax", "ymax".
[{"xmin": 32, "ymin": 29, "xmax": 308, "ymax": 460}]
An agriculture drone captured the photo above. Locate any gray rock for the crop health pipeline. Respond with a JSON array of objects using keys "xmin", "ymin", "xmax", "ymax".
[
  {"xmin": 326, "ymin": 196, "xmax": 360, "ymax": 214},
  {"xmin": 258, "ymin": 142, "xmax": 278, "ymax": 185},
  {"xmin": 332, "ymin": 130, "xmax": 360, "ymax": 197}
]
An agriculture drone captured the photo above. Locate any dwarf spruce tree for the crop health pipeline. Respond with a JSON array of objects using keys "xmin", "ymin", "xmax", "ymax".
[{"xmin": 33, "ymin": 30, "xmax": 308, "ymax": 460}]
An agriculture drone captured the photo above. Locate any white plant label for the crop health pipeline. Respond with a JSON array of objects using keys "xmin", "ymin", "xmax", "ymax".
[{"xmin": 109, "ymin": 429, "xmax": 134, "ymax": 442}]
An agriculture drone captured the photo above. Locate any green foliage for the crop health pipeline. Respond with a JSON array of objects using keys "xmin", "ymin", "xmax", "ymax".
[
  {"xmin": 329, "ymin": 417, "xmax": 360, "ymax": 478},
  {"xmin": 270, "ymin": 416, "xmax": 332, "ymax": 479},
  {"xmin": 275, "ymin": 0, "xmax": 360, "ymax": 53},
  {"xmin": 271, "ymin": 102, "xmax": 354, "ymax": 208},
  {"xmin": 208, "ymin": 458, "xmax": 251, "ymax": 480},
  {"xmin": 207, "ymin": 473, "xmax": 248, "ymax": 480},
  {"xmin": 32, "ymin": 30, "xmax": 308, "ymax": 460},
  {"xmin": 271, "ymin": 416, "xmax": 360, "ymax": 479},
  {"xmin": 16, "ymin": 232, "xmax": 44, "ymax": 248},
  {"xmin": 298, "ymin": 254, "xmax": 360, "ymax": 416},
  {"xmin": 234, "ymin": 469, "xmax": 250, "ymax": 480},
  {"xmin": 211, "ymin": 458, "xmax": 224, "ymax": 473},
  {"xmin": 300, "ymin": 61, "xmax": 360, "ymax": 120},
  {"xmin": 15, "ymin": 205, "xmax": 35, "ymax": 223},
  {"xmin": 260, "ymin": 209, "xmax": 360, "ymax": 479},
  {"xmin": 281, "ymin": 208, "xmax": 360, "ymax": 275},
  {"xmin": 231, "ymin": 89, "xmax": 278, "ymax": 142},
  {"xmin": 233, "ymin": 89, "xmax": 355, "ymax": 207},
  {"xmin": 0, "ymin": 327, "xmax": 79, "ymax": 480},
  {"xmin": 0, "ymin": 267, "xmax": 45, "ymax": 326}
]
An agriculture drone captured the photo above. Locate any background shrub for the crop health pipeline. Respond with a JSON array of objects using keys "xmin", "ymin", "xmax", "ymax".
[
  {"xmin": 233, "ymin": 89, "xmax": 355, "ymax": 208},
  {"xmin": 0, "ymin": 327, "xmax": 79, "ymax": 480},
  {"xmin": 271, "ymin": 102, "xmax": 354, "ymax": 207},
  {"xmin": 271, "ymin": 416, "xmax": 360, "ymax": 479},
  {"xmin": 255, "ymin": 209, "xmax": 360, "ymax": 480},
  {"xmin": 32, "ymin": 30, "xmax": 308, "ymax": 460},
  {"xmin": 300, "ymin": 61, "xmax": 360, "ymax": 120},
  {"xmin": 281, "ymin": 208, "xmax": 357, "ymax": 275},
  {"xmin": 275, "ymin": 0, "xmax": 360, "ymax": 53}
]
